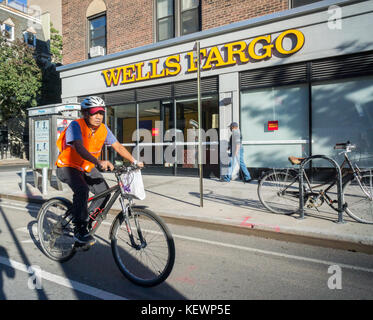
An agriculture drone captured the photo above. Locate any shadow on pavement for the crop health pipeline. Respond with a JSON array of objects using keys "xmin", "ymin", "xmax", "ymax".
[
  {"xmin": 7, "ymin": 198, "xmax": 186, "ymax": 300},
  {"xmin": 0, "ymin": 200, "xmax": 49, "ymax": 299},
  {"xmin": 0, "ymin": 229, "xmax": 16, "ymax": 299},
  {"xmin": 189, "ymin": 190, "xmax": 267, "ymax": 212}
]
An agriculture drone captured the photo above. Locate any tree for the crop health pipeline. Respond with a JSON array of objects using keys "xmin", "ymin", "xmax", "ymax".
[
  {"xmin": 50, "ymin": 22, "xmax": 63, "ymax": 64},
  {"xmin": 0, "ymin": 34, "xmax": 42, "ymax": 121},
  {"xmin": 0, "ymin": 34, "xmax": 42, "ymax": 158}
]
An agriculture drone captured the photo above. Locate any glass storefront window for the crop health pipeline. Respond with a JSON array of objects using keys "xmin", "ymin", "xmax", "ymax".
[
  {"xmin": 107, "ymin": 104, "xmax": 136, "ymax": 163},
  {"xmin": 240, "ymin": 84, "xmax": 309, "ymax": 168},
  {"xmin": 107, "ymin": 94, "xmax": 219, "ymax": 175},
  {"xmin": 312, "ymin": 76, "xmax": 373, "ymax": 168}
]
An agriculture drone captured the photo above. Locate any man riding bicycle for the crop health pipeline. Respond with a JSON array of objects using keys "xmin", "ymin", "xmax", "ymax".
[{"xmin": 56, "ymin": 96, "xmax": 143, "ymax": 246}]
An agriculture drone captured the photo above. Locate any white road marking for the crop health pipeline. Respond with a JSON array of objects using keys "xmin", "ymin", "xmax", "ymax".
[
  {"xmin": 16, "ymin": 226, "xmax": 38, "ymax": 234},
  {"xmin": 5, "ymin": 202, "xmax": 373, "ymax": 275},
  {"xmin": 173, "ymin": 234, "xmax": 373, "ymax": 274},
  {"xmin": 0, "ymin": 256, "xmax": 128, "ymax": 300},
  {"xmin": 16, "ymin": 226, "xmax": 39, "ymax": 243}
]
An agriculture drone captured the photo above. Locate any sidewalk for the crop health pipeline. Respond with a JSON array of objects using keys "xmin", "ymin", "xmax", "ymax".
[
  {"xmin": 0, "ymin": 166, "xmax": 373, "ymax": 254},
  {"xmin": 0, "ymin": 158, "xmax": 30, "ymax": 166}
]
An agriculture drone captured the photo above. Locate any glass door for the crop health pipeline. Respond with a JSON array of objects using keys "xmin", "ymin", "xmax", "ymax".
[{"xmin": 175, "ymin": 95, "xmax": 219, "ymax": 176}]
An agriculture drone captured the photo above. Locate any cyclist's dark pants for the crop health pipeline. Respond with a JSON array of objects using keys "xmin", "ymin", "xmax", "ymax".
[{"xmin": 56, "ymin": 167, "xmax": 110, "ymax": 225}]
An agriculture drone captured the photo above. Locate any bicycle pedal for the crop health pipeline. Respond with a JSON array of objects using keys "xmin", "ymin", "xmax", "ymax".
[{"xmin": 74, "ymin": 242, "xmax": 94, "ymax": 251}]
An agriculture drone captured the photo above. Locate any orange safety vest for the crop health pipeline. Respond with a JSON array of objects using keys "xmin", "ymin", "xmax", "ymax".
[{"xmin": 56, "ymin": 118, "xmax": 108, "ymax": 172}]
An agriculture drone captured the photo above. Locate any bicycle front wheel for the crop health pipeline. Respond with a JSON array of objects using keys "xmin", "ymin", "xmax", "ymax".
[
  {"xmin": 37, "ymin": 198, "xmax": 76, "ymax": 262},
  {"xmin": 111, "ymin": 208, "xmax": 175, "ymax": 287},
  {"xmin": 343, "ymin": 172, "xmax": 373, "ymax": 224},
  {"xmin": 258, "ymin": 170, "xmax": 300, "ymax": 215}
]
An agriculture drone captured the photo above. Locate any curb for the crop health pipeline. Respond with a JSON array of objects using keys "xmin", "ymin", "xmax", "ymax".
[
  {"xmin": 0, "ymin": 160, "xmax": 30, "ymax": 167},
  {"xmin": 2, "ymin": 193, "xmax": 373, "ymax": 255}
]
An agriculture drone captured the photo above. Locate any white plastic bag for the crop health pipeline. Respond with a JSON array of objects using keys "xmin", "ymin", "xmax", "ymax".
[{"xmin": 121, "ymin": 170, "xmax": 146, "ymax": 200}]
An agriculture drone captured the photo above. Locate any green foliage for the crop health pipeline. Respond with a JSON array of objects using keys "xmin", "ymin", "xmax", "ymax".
[
  {"xmin": 0, "ymin": 34, "xmax": 42, "ymax": 121},
  {"xmin": 50, "ymin": 22, "xmax": 63, "ymax": 64}
]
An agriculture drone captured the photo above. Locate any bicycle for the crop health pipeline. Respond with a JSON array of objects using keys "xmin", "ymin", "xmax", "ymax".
[
  {"xmin": 37, "ymin": 164, "xmax": 176, "ymax": 287},
  {"xmin": 257, "ymin": 142, "xmax": 373, "ymax": 224}
]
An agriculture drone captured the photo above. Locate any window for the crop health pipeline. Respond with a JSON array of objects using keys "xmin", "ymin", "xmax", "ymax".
[
  {"xmin": 240, "ymin": 84, "xmax": 310, "ymax": 168},
  {"xmin": 1, "ymin": 23, "xmax": 15, "ymax": 41},
  {"xmin": 155, "ymin": 0, "xmax": 200, "ymax": 42},
  {"xmin": 312, "ymin": 77, "xmax": 373, "ymax": 168},
  {"xmin": 180, "ymin": 0, "xmax": 199, "ymax": 36},
  {"xmin": 23, "ymin": 31, "xmax": 37, "ymax": 47},
  {"xmin": 88, "ymin": 14, "xmax": 106, "ymax": 58},
  {"xmin": 290, "ymin": 0, "xmax": 323, "ymax": 8},
  {"xmin": 156, "ymin": 0, "xmax": 174, "ymax": 41}
]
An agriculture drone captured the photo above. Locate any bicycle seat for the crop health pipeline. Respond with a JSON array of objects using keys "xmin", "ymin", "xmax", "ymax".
[{"xmin": 288, "ymin": 156, "xmax": 305, "ymax": 165}]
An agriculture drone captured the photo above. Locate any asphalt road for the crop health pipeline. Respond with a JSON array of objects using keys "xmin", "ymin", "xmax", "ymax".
[{"xmin": 0, "ymin": 199, "xmax": 373, "ymax": 301}]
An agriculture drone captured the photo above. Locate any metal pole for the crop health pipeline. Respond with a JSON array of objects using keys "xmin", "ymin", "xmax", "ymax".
[
  {"xmin": 298, "ymin": 166, "xmax": 305, "ymax": 219},
  {"xmin": 196, "ymin": 41, "xmax": 203, "ymax": 207},
  {"xmin": 42, "ymin": 167, "xmax": 48, "ymax": 195},
  {"xmin": 299, "ymin": 155, "xmax": 344, "ymax": 223},
  {"xmin": 21, "ymin": 167, "xmax": 27, "ymax": 193}
]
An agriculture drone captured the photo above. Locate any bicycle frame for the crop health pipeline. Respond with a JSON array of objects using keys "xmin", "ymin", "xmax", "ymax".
[
  {"xmin": 85, "ymin": 170, "xmax": 148, "ymax": 249},
  {"xmin": 277, "ymin": 150, "xmax": 361, "ymax": 212},
  {"xmin": 85, "ymin": 184, "xmax": 120, "ymax": 230},
  {"xmin": 258, "ymin": 142, "xmax": 373, "ymax": 224}
]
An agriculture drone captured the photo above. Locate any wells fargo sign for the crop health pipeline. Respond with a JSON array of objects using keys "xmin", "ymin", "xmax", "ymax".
[{"xmin": 101, "ymin": 29, "xmax": 305, "ymax": 87}]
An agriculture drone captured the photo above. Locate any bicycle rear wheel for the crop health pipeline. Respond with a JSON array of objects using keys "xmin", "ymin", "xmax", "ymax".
[
  {"xmin": 343, "ymin": 172, "xmax": 373, "ymax": 224},
  {"xmin": 37, "ymin": 198, "xmax": 76, "ymax": 262},
  {"xmin": 258, "ymin": 170, "xmax": 300, "ymax": 215},
  {"xmin": 111, "ymin": 208, "xmax": 175, "ymax": 287}
]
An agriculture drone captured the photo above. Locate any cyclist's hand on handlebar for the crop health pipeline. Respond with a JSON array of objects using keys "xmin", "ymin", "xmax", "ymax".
[
  {"xmin": 134, "ymin": 161, "xmax": 144, "ymax": 168},
  {"xmin": 98, "ymin": 160, "xmax": 114, "ymax": 171}
]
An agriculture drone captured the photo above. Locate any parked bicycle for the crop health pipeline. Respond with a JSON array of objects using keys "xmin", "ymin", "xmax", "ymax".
[
  {"xmin": 37, "ymin": 164, "xmax": 175, "ymax": 287},
  {"xmin": 257, "ymin": 142, "xmax": 373, "ymax": 224}
]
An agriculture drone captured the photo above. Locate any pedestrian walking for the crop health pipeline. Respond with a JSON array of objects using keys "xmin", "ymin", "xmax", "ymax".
[{"xmin": 223, "ymin": 122, "xmax": 252, "ymax": 182}]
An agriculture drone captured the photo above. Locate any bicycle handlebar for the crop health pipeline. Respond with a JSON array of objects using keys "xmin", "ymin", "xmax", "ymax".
[{"xmin": 112, "ymin": 164, "xmax": 143, "ymax": 175}]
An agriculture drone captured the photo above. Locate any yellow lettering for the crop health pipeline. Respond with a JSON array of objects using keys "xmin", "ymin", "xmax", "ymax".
[
  {"xmin": 149, "ymin": 59, "xmax": 166, "ymax": 79},
  {"xmin": 186, "ymin": 52, "xmax": 196, "ymax": 72},
  {"xmin": 101, "ymin": 68, "xmax": 122, "ymax": 87},
  {"xmin": 187, "ymin": 49, "xmax": 207, "ymax": 72},
  {"xmin": 135, "ymin": 62, "xmax": 150, "ymax": 81},
  {"xmin": 165, "ymin": 55, "xmax": 181, "ymax": 76},
  {"xmin": 101, "ymin": 29, "xmax": 305, "ymax": 86},
  {"xmin": 275, "ymin": 29, "xmax": 305, "ymax": 55},
  {"xmin": 203, "ymin": 46, "xmax": 227, "ymax": 70},
  {"xmin": 248, "ymin": 35, "xmax": 273, "ymax": 60},
  {"xmin": 224, "ymin": 41, "xmax": 249, "ymax": 65},
  {"xmin": 120, "ymin": 65, "xmax": 136, "ymax": 84}
]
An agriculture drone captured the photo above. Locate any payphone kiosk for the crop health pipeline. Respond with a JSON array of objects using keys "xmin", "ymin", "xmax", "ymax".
[{"xmin": 28, "ymin": 103, "xmax": 80, "ymax": 191}]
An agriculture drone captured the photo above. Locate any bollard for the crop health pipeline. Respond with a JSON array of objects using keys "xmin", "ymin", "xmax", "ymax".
[
  {"xmin": 42, "ymin": 167, "xmax": 48, "ymax": 195},
  {"xmin": 21, "ymin": 167, "xmax": 27, "ymax": 193}
]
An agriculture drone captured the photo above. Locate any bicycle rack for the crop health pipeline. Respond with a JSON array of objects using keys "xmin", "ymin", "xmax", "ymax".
[{"xmin": 298, "ymin": 155, "xmax": 344, "ymax": 224}]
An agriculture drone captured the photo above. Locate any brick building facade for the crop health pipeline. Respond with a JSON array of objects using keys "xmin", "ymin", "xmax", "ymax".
[{"xmin": 62, "ymin": 0, "xmax": 290, "ymax": 65}]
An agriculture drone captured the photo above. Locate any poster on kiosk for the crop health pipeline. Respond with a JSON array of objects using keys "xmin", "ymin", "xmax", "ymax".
[{"xmin": 28, "ymin": 103, "xmax": 81, "ymax": 171}]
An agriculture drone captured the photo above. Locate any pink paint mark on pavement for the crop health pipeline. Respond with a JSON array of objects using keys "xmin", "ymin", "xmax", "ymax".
[{"xmin": 240, "ymin": 216, "xmax": 280, "ymax": 232}]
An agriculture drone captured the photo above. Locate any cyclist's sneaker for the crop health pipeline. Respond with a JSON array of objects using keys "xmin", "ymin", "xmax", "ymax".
[{"xmin": 73, "ymin": 226, "xmax": 96, "ymax": 246}]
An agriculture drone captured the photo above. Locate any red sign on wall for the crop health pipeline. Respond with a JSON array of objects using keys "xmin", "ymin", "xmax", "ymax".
[{"xmin": 268, "ymin": 121, "xmax": 279, "ymax": 131}]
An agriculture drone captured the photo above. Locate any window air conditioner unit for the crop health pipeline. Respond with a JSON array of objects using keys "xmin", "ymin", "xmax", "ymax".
[{"xmin": 90, "ymin": 46, "xmax": 105, "ymax": 57}]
